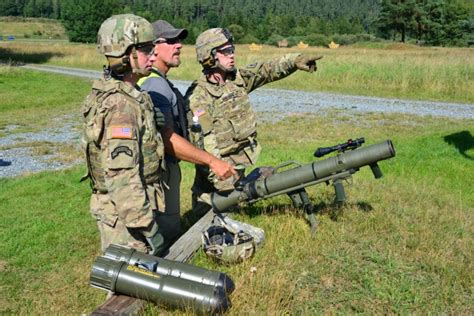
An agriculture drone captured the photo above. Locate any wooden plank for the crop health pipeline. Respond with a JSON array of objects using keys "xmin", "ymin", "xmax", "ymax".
[
  {"xmin": 90, "ymin": 296, "xmax": 145, "ymax": 316},
  {"xmin": 90, "ymin": 209, "xmax": 217, "ymax": 316},
  {"xmin": 164, "ymin": 209, "xmax": 217, "ymax": 262}
]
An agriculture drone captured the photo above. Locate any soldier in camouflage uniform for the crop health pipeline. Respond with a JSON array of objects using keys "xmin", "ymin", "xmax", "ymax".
[
  {"xmin": 185, "ymin": 28, "xmax": 322, "ymax": 217},
  {"xmin": 137, "ymin": 20, "xmax": 236, "ymax": 246},
  {"xmin": 81, "ymin": 14, "xmax": 166, "ymax": 255}
]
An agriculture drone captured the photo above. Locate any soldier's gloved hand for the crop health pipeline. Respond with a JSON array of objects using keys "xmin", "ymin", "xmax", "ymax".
[
  {"xmin": 140, "ymin": 222, "xmax": 165, "ymax": 256},
  {"xmin": 154, "ymin": 111, "xmax": 166, "ymax": 131},
  {"xmin": 294, "ymin": 54, "xmax": 323, "ymax": 73}
]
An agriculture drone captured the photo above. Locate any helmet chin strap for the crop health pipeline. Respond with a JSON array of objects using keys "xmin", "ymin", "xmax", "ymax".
[
  {"xmin": 106, "ymin": 56, "xmax": 131, "ymax": 78},
  {"xmin": 216, "ymin": 59, "xmax": 236, "ymax": 74},
  {"xmin": 131, "ymin": 46, "xmax": 151, "ymax": 76},
  {"xmin": 204, "ymin": 51, "xmax": 235, "ymax": 77},
  {"xmin": 202, "ymin": 51, "xmax": 236, "ymax": 79}
]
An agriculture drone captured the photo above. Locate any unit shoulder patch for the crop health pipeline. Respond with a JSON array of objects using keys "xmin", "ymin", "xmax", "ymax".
[{"xmin": 111, "ymin": 146, "xmax": 133, "ymax": 159}]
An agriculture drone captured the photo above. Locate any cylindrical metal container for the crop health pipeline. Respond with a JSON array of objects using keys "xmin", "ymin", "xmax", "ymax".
[
  {"xmin": 90, "ymin": 256, "xmax": 230, "ymax": 314},
  {"xmin": 103, "ymin": 244, "xmax": 235, "ymax": 294}
]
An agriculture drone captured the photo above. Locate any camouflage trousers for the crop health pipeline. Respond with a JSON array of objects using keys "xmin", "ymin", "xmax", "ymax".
[{"xmin": 90, "ymin": 193, "xmax": 149, "ymax": 253}]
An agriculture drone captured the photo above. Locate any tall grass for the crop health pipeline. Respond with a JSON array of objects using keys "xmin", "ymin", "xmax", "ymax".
[
  {"xmin": 0, "ymin": 17, "xmax": 67, "ymax": 39},
  {"xmin": 1, "ymin": 41, "xmax": 473, "ymax": 103}
]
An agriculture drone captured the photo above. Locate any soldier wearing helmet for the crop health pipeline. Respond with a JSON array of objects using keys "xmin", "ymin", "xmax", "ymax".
[
  {"xmin": 136, "ymin": 20, "xmax": 236, "ymax": 247},
  {"xmin": 81, "ymin": 14, "xmax": 166, "ymax": 255},
  {"xmin": 185, "ymin": 28, "xmax": 323, "ymax": 217}
]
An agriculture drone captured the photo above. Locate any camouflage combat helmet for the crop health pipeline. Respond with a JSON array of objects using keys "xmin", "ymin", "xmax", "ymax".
[
  {"xmin": 97, "ymin": 14, "xmax": 155, "ymax": 57},
  {"xmin": 195, "ymin": 28, "xmax": 234, "ymax": 68},
  {"xmin": 202, "ymin": 215, "xmax": 259, "ymax": 264}
]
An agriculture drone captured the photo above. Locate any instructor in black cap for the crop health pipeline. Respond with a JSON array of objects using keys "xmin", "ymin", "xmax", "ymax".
[{"xmin": 138, "ymin": 21, "xmax": 236, "ymax": 248}]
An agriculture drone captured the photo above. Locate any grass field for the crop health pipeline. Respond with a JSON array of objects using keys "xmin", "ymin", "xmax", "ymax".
[
  {"xmin": 0, "ymin": 65, "xmax": 90, "ymax": 139},
  {"xmin": 1, "ymin": 40, "xmax": 473, "ymax": 104},
  {"xmin": 0, "ymin": 16, "xmax": 67, "ymax": 40},
  {"xmin": 0, "ymin": 66, "xmax": 473, "ymax": 314}
]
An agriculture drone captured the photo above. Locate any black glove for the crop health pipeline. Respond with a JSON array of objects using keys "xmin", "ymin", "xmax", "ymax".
[
  {"xmin": 294, "ymin": 54, "xmax": 323, "ymax": 73},
  {"xmin": 154, "ymin": 110, "xmax": 166, "ymax": 130}
]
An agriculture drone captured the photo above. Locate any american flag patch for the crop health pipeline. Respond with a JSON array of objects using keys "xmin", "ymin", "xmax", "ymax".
[
  {"xmin": 193, "ymin": 108, "xmax": 206, "ymax": 117},
  {"xmin": 111, "ymin": 126, "xmax": 132, "ymax": 139}
]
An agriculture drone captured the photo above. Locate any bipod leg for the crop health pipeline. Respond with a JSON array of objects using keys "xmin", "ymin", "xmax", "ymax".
[
  {"xmin": 333, "ymin": 178, "xmax": 346, "ymax": 206},
  {"xmin": 288, "ymin": 188, "xmax": 318, "ymax": 236}
]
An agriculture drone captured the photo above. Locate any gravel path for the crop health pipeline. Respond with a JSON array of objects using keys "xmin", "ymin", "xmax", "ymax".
[
  {"xmin": 1, "ymin": 64, "xmax": 473, "ymax": 178},
  {"xmin": 21, "ymin": 64, "xmax": 474, "ymax": 120},
  {"xmin": 0, "ymin": 115, "xmax": 80, "ymax": 178}
]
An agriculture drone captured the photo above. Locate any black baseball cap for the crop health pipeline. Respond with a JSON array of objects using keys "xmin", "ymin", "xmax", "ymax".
[{"xmin": 152, "ymin": 20, "xmax": 188, "ymax": 43}]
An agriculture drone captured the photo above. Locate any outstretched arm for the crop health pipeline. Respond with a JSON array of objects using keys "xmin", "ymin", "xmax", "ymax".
[{"xmin": 242, "ymin": 53, "xmax": 323, "ymax": 93}]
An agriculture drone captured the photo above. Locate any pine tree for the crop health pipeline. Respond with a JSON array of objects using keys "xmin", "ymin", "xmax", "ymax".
[
  {"xmin": 61, "ymin": 0, "xmax": 115, "ymax": 43},
  {"xmin": 378, "ymin": 0, "xmax": 418, "ymax": 42}
]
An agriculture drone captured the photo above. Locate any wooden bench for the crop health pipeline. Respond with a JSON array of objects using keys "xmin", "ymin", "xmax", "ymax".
[{"xmin": 90, "ymin": 210, "xmax": 217, "ymax": 315}]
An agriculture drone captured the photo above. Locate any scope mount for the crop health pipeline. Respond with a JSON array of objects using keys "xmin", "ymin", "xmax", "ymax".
[{"xmin": 314, "ymin": 137, "xmax": 365, "ymax": 158}]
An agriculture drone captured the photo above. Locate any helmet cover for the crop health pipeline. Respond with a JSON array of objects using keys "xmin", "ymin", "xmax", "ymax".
[
  {"xmin": 195, "ymin": 28, "xmax": 234, "ymax": 68},
  {"xmin": 202, "ymin": 215, "xmax": 258, "ymax": 264},
  {"xmin": 97, "ymin": 14, "xmax": 155, "ymax": 57}
]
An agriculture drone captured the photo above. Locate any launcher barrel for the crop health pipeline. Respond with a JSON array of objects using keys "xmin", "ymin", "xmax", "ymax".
[{"xmin": 211, "ymin": 140, "xmax": 395, "ymax": 212}]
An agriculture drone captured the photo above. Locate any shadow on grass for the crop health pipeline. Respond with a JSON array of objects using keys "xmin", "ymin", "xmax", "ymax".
[
  {"xmin": 180, "ymin": 201, "xmax": 299, "ymax": 232},
  {"xmin": 181, "ymin": 198, "xmax": 375, "ymax": 232},
  {"xmin": 314, "ymin": 201, "xmax": 374, "ymax": 221},
  {"xmin": 443, "ymin": 130, "xmax": 474, "ymax": 160},
  {"xmin": 0, "ymin": 47, "xmax": 64, "ymax": 64}
]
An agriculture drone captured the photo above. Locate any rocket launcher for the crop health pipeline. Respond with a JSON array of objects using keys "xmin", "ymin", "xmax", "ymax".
[{"xmin": 211, "ymin": 138, "xmax": 396, "ymax": 233}]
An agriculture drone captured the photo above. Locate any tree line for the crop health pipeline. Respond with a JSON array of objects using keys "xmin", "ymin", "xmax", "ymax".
[{"xmin": 0, "ymin": 0, "xmax": 472, "ymax": 46}]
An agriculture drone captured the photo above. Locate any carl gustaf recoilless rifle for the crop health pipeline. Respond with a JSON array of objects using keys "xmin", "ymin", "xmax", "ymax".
[{"xmin": 210, "ymin": 138, "xmax": 396, "ymax": 233}]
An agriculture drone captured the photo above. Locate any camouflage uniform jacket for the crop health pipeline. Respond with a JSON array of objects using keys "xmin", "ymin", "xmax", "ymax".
[
  {"xmin": 81, "ymin": 76, "xmax": 165, "ymax": 229},
  {"xmin": 185, "ymin": 53, "xmax": 300, "ymax": 192}
]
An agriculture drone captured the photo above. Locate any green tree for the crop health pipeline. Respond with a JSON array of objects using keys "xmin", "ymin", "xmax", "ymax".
[
  {"xmin": 206, "ymin": 10, "xmax": 219, "ymax": 28},
  {"xmin": 442, "ymin": 0, "xmax": 473, "ymax": 46},
  {"xmin": 411, "ymin": 2, "xmax": 429, "ymax": 42},
  {"xmin": 378, "ymin": 0, "xmax": 417, "ymax": 42},
  {"xmin": 228, "ymin": 24, "xmax": 245, "ymax": 42},
  {"xmin": 61, "ymin": 0, "xmax": 117, "ymax": 43},
  {"xmin": 23, "ymin": 0, "xmax": 38, "ymax": 17},
  {"xmin": 5, "ymin": 0, "xmax": 471, "ymax": 47},
  {"xmin": 422, "ymin": 0, "xmax": 446, "ymax": 45},
  {"xmin": 0, "ymin": 0, "xmax": 22, "ymax": 16},
  {"xmin": 52, "ymin": 0, "xmax": 60, "ymax": 19},
  {"xmin": 334, "ymin": 17, "xmax": 354, "ymax": 34}
]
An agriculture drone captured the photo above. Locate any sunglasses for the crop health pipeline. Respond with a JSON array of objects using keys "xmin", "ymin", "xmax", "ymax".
[
  {"xmin": 136, "ymin": 43, "xmax": 155, "ymax": 56},
  {"xmin": 154, "ymin": 37, "xmax": 182, "ymax": 45},
  {"xmin": 216, "ymin": 46, "xmax": 235, "ymax": 56}
]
